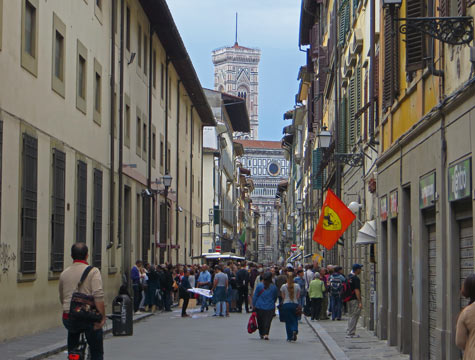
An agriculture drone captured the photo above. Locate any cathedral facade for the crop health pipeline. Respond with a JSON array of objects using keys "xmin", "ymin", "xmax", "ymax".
[{"xmin": 212, "ymin": 43, "xmax": 260, "ymax": 140}]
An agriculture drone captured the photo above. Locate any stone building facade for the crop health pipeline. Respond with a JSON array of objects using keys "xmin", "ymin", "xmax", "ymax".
[
  {"xmin": 212, "ymin": 43, "xmax": 260, "ymax": 140},
  {"xmin": 235, "ymin": 140, "xmax": 289, "ymax": 263}
]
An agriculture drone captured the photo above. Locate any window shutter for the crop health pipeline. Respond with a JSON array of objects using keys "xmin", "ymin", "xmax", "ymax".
[
  {"xmin": 405, "ymin": 0, "xmax": 425, "ymax": 72},
  {"xmin": 338, "ymin": 96, "xmax": 347, "ymax": 153},
  {"xmin": 375, "ymin": 51, "xmax": 380, "ymax": 126},
  {"xmin": 93, "ymin": 169, "xmax": 102, "ymax": 268},
  {"xmin": 312, "ymin": 149, "xmax": 323, "ymax": 190},
  {"xmin": 142, "ymin": 196, "xmax": 151, "ymax": 260},
  {"xmin": 338, "ymin": 3, "xmax": 349, "ymax": 46},
  {"xmin": 364, "ymin": 73, "xmax": 368, "ymax": 140},
  {"xmin": 51, "ymin": 149, "xmax": 65, "ymax": 272},
  {"xmin": 383, "ymin": 9, "xmax": 399, "ymax": 110},
  {"xmin": 440, "ymin": 0, "xmax": 448, "ymax": 15},
  {"xmin": 356, "ymin": 66, "xmax": 362, "ymax": 141},
  {"xmin": 21, "ymin": 134, "xmax": 38, "ymax": 274},
  {"xmin": 348, "ymin": 76, "xmax": 357, "ymax": 147},
  {"xmin": 76, "ymin": 161, "xmax": 87, "ymax": 243},
  {"xmin": 457, "ymin": 0, "xmax": 466, "ymax": 15}
]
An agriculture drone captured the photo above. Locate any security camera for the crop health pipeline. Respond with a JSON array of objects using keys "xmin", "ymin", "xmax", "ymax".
[
  {"xmin": 142, "ymin": 189, "xmax": 152, "ymax": 197},
  {"xmin": 178, "ymin": 206, "xmax": 184, "ymax": 213}
]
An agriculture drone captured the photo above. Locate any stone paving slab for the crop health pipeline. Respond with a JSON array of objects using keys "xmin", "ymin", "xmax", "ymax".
[
  {"xmin": 0, "ymin": 313, "xmax": 153, "ymax": 360},
  {"xmin": 306, "ymin": 316, "xmax": 410, "ymax": 360}
]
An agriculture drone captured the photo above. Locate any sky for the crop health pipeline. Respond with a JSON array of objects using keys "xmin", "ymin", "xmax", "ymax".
[{"xmin": 167, "ymin": 0, "xmax": 306, "ymax": 141}]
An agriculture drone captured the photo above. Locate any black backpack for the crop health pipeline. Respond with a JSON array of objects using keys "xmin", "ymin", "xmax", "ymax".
[
  {"xmin": 329, "ymin": 275, "xmax": 344, "ymax": 296},
  {"xmin": 342, "ymin": 274, "xmax": 355, "ymax": 303}
]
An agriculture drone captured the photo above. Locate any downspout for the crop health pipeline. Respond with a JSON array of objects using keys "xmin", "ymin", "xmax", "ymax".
[
  {"xmin": 148, "ymin": 25, "xmax": 153, "ymax": 262},
  {"xmin": 108, "ymin": 0, "xmax": 116, "ymax": 250},
  {"xmin": 200, "ymin": 125, "xmax": 204, "ymax": 257},
  {"xmin": 368, "ymin": 0, "xmax": 375, "ymax": 140},
  {"xmin": 118, "ymin": 0, "xmax": 124, "ymax": 250},
  {"xmin": 427, "ymin": 0, "xmax": 444, "ymax": 77},
  {"xmin": 190, "ymin": 106, "xmax": 194, "ymax": 260},
  {"xmin": 176, "ymin": 80, "xmax": 181, "ymax": 265},
  {"xmin": 165, "ymin": 57, "xmax": 170, "ymax": 263}
]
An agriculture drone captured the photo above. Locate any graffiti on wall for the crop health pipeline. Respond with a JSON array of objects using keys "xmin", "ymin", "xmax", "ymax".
[{"xmin": 0, "ymin": 243, "xmax": 16, "ymax": 280}]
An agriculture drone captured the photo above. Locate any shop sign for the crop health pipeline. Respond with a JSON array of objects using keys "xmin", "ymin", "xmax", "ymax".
[
  {"xmin": 419, "ymin": 172, "xmax": 436, "ymax": 209},
  {"xmin": 390, "ymin": 191, "xmax": 398, "ymax": 218},
  {"xmin": 448, "ymin": 158, "xmax": 472, "ymax": 202},
  {"xmin": 380, "ymin": 195, "xmax": 388, "ymax": 221}
]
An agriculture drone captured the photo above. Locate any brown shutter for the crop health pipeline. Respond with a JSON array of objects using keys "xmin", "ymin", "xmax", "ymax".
[
  {"xmin": 383, "ymin": 9, "xmax": 399, "ymax": 110},
  {"xmin": 93, "ymin": 169, "xmax": 102, "ymax": 268},
  {"xmin": 375, "ymin": 51, "xmax": 380, "ymax": 126},
  {"xmin": 364, "ymin": 73, "xmax": 368, "ymax": 140},
  {"xmin": 406, "ymin": 0, "xmax": 425, "ymax": 71},
  {"xmin": 142, "ymin": 196, "xmax": 150, "ymax": 260},
  {"xmin": 0, "ymin": 120, "xmax": 2, "ymax": 232},
  {"xmin": 76, "ymin": 161, "xmax": 87, "ymax": 243},
  {"xmin": 51, "ymin": 149, "xmax": 66, "ymax": 272},
  {"xmin": 21, "ymin": 134, "xmax": 38, "ymax": 274},
  {"xmin": 457, "ymin": 0, "xmax": 466, "ymax": 15},
  {"xmin": 440, "ymin": 0, "xmax": 448, "ymax": 16}
]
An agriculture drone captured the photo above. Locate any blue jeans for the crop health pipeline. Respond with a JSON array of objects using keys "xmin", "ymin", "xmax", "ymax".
[
  {"xmin": 216, "ymin": 301, "xmax": 227, "ymax": 316},
  {"xmin": 298, "ymin": 295, "xmax": 306, "ymax": 308},
  {"xmin": 63, "ymin": 318, "xmax": 103, "ymax": 360},
  {"xmin": 330, "ymin": 295, "xmax": 342, "ymax": 320},
  {"xmin": 200, "ymin": 285, "xmax": 210, "ymax": 310},
  {"xmin": 281, "ymin": 303, "xmax": 299, "ymax": 340}
]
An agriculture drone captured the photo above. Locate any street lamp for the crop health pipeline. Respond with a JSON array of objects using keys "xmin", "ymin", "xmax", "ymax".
[
  {"xmin": 162, "ymin": 174, "xmax": 172, "ymax": 263},
  {"xmin": 317, "ymin": 126, "xmax": 332, "ymax": 149}
]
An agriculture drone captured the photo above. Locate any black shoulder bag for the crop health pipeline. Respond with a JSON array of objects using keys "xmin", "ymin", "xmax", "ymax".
[{"xmin": 69, "ymin": 266, "xmax": 103, "ymax": 323}]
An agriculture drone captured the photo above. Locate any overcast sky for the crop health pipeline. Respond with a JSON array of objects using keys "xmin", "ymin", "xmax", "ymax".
[{"xmin": 167, "ymin": 0, "xmax": 305, "ymax": 141}]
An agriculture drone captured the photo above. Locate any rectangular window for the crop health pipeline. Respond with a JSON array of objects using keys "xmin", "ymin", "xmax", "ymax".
[
  {"xmin": 168, "ymin": 76, "xmax": 172, "ymax": 109},
  {"xmin": 0, "ymin": 121, "xmax": 2, "ymax": 235},
  {"xmin": 125, "ymin": 102, "xmax": 130, "ymax": 147},
  {"xmin": 21, "ymin": 0, "xmax": 39, "ymax": 76},
  {"xmin": 76, "ymin": 160, "xmax": 87, "ymax": 243},
  {"xmin": 137, "ymin": 24, "xmax": 142, "ymax": 68},
  {"xmin": 92, "ymin": 169, "xmax": 102, "ymax": 268},
  {"xmin": 160, "ymin": 140, "xmax": 164, "ymax": 167},
  {"xmin": 144, "ymin": 34, "xmax": 148, "ymax": 76},
  {"xmin": 142, "ymin": 123, "xmax": 147, "ymax": 152},
  {"xmin": 0, "ymin": 0, "xmax": 3, "ymax": 51},
  {"xmin": 52, "ymin": 13, "xmax": 66, "ymax": 97},
  {"xmin": 152, "ymin": 132, "xmax": 156, "ymax": 162},
  {"xmin": 160, "ymin": 63, "xmax": 164, "ymax": 99},
  {"xmin": 142, "ymin": 196, "xmax": 150, "ymax": 260},
  {"xmin": 54, "ymin": 30, "xmax": 63, "ymax": 79},
  {"xmin": 185, "ymin": 106, "xmax": 188, "ymax": 134},
  {"xmin": 76, "ymin": 40, "xmax": 87, "ymax": 114},
  {"xmin": 21, "ymin": 133, "xmax": 38, "ymax": 273},
  {"xmin": 51, "ymin": 149, "xmax": 65, "ymax": 272},
  {"xmin": 167, "ymin": 148, "xmax": 171, "ymax": 173},
  {"xmin": 191, "ymin": 174, "xmax": 194, "ymax": 194},
  {"xmin": 126, "ymin": 6, "xmax": 130, "ymax": 51},
  {"xmin": 152, "ymin": 50, "xmax": 157, "ymax": 88},
  {"xmin": 93, "ymin": 59, "xmax": 102, "ymax": 124},
  {"xmin": 185, "ymin": 166, "xmax": 188, "ymax": 187},
  {"xmin": 136, "ymin": 116, "xmax": 141, "ymax": 154}
]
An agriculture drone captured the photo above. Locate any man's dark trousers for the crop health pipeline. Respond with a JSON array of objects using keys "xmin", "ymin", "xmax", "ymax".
[
  {"xmin": 237, "ymin": 286, "xmax": 249, "ymax": 312},
  {"xmin": 132, "ymin": 284, "xmax": 141, "ymax": 312},
  {"xmin": 63, "ymin": 318, "xmax": 103, "ymax": 360}
]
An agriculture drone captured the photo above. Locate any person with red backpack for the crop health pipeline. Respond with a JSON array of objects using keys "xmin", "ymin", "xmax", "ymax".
[{"xmin": 346, "ymin": 264, "xmax": 363, "ymax": 338}]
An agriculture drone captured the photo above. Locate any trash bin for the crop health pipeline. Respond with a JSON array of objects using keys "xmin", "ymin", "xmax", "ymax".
[{"xmin": 112, "ymin": 294, "xmax": 133, "ymax": 336}]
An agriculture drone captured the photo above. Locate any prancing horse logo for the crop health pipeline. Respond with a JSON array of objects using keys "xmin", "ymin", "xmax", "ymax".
[{"xmin": 322, "ymin": 206, "xmax": 342, "ymax": 231}]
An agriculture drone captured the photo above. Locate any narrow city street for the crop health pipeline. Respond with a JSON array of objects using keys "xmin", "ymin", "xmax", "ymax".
[{"xmin": 45, "ymin": 308, "xmax": 332, "ymax": 360}]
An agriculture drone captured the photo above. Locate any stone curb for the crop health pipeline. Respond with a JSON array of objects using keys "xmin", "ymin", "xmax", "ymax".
[
  {"xmin": 21, "ymin": 313, "xmax": 154, "ymax": 360},
  {"xmin": 305, "ymin": 317, "xmax": 350, "ymax": 360}
]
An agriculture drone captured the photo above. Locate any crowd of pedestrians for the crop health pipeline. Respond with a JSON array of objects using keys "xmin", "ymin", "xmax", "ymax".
[{"xmin": 128, "ymin": 260, "xmax": 364, "ymax": 343}]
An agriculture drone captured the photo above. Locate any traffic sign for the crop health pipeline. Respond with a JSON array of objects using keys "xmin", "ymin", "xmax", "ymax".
[
  {"xmin": 290, "ymin": 244, "xmax": 297, "ymax": 251},
  {"xmin": 215, "ymin": 245, "xmax": 221, "ymax": 253}
]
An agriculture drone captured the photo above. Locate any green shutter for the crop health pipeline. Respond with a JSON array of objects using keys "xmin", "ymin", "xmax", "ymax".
[
  {"xmin": 349, "ymin": 77, "xmax": 356, "ymax": 147},
  {"xmin": 338, "ymin": 97, "xmax": 347, "ymax": 153},
  {"xmin": 312, "ymin": 149, "xmax": 323, "ymax": 190},
  {"xmin": 356, "ymin": 66, "xmax": 362, "ymax": 142},
  {"xmin": 338, "ymin": 1, "xmax": 349, "ymax": 46}
]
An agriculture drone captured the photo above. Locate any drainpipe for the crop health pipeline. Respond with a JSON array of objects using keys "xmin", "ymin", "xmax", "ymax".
[
  {"xmin": 190, "ymin": 106, "xmax": 194, "ymax": 260},
  {"xmin": 148, "ymin": 25, "xmax": 153, "ymax": 263},
  {"xmin": 108, "ymin": 0, "xmax": 116, "ymax": 250},
  {"xmin": 176, "ymin": 80, "xmax": 181, "ymax": 265},
  {"xmin": 118, "ymin": 0, "xmax": 127, "ymax": 287},
  {"xmin": 165, "ymin": 57, "xmax": 170, "ymax": 263},
  {"xmin": 369, "ymin": 0, "xmax": 375, "ymax": 140}
]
